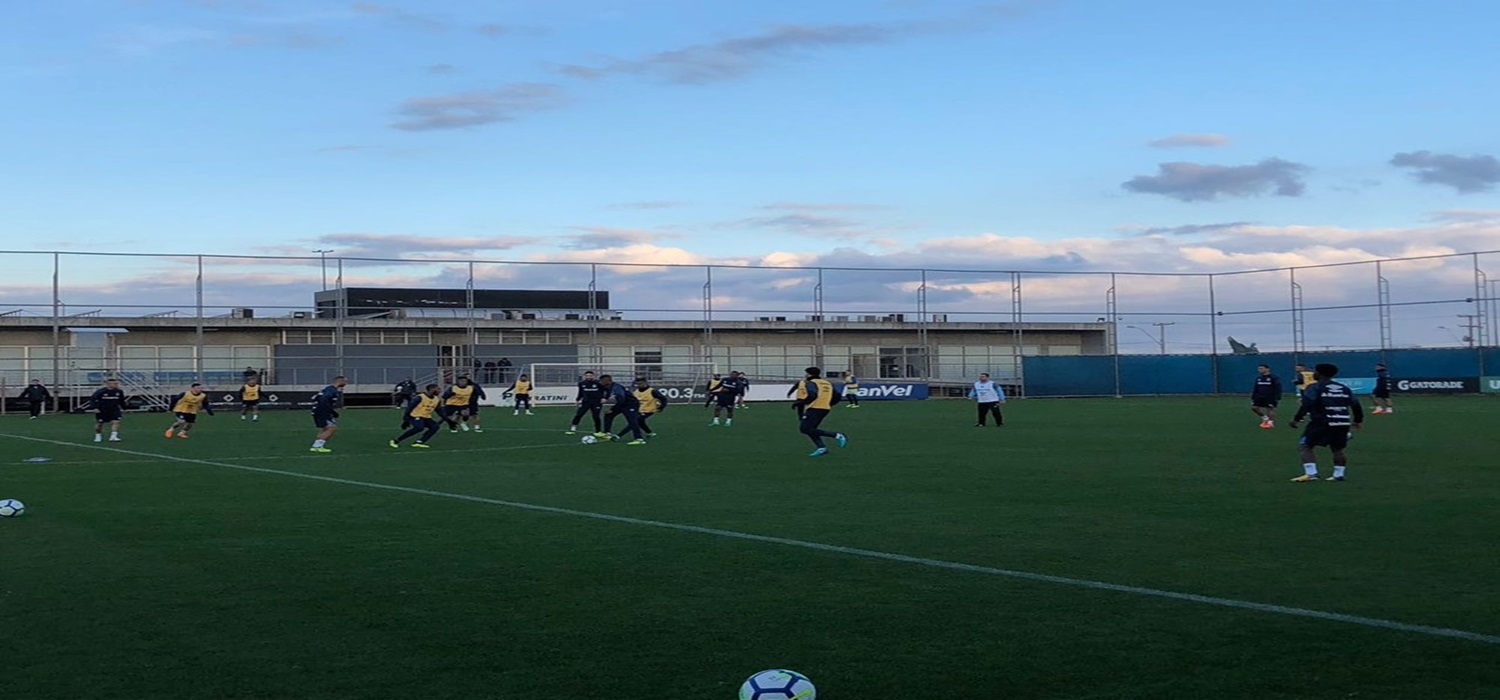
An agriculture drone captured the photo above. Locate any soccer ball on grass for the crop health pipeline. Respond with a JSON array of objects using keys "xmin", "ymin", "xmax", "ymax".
[
  {"xmin": 580, "ymin": 435, "xmax": 598, "ymax": 445},
  {"xmin": 739, "ymin": 669, "xmax": 815, "ymax": 699},
  {"xmin": 0, "ymin": 499, "xmax": 25, "ymax": 517}
]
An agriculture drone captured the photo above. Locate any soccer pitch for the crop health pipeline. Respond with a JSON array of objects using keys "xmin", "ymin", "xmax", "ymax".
[{"xmin": 3, "ymin": 398, "xmax": 1498, "ymax": 699}]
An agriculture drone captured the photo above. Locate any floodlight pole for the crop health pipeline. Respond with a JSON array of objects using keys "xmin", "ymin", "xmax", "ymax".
[{"xmin": 313, "ymin": 249, "xmax": 332, "ymax": 291}]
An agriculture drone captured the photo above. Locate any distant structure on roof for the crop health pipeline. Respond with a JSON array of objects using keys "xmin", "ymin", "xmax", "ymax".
[
  {"xmin": 314, "ymin": 288, "xmax": 613, "ymax": 320},
  {"xmin": 1227, "ymin": 336, "xmax": 1259, "ymax": 355}
]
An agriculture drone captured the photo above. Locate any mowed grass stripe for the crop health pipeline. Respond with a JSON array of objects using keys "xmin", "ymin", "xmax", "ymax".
[{"xmin": 5, "ymin": 431, "xmax": 1498, "ymax": 647}]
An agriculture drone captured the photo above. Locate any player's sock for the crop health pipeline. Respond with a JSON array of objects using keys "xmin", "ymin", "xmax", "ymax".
[
  {"xmin": 1333, "ymin": 466, "xmax": 1346, "ymax": 478},
  {"xmin": 312, "ymin": 439, "xmax": 326, "ymax": 448},
  {"xmin": 725, "ymin": 419, "xmax": 732, "ymax": 426},
  {"xmin": 252, "ymin": 415, "xmax": 258, "ymax": 422},
  {"xmin": 240, "ymin": 415, "xmax": 246, "ymax": 420},
  {"xmin": 94, "ymin": 434, "xmax": 102, "ymax": 442},
  {"xmin": 1303, "ymin": 463, "xmax": 1318, "ymax": 476}
]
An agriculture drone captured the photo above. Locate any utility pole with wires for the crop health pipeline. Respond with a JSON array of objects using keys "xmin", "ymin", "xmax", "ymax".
[{"xmin": 1457, "ymin": 314, "xmax": 1481, "ymax": 348}]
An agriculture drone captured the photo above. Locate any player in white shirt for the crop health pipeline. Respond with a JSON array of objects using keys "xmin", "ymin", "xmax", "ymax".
[{"xmin": 968, "ymin": 373, "xmax": 1006, "ymax": 427}]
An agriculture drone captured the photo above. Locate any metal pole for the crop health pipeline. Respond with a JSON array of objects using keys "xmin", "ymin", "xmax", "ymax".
[
  {"xmin": 50, "ymin": 252, "xmax": 60, "ymax": 410},
  {"xmin": 813, "ymin": 268, "xmax": 825, "ymax": 366},
  {"xmin": 1012, "ymin": 272, "xmax": 1024, "ymax": 396},
  {"xmin": 314, "ymin": 249, "xmax": 332, "ymax": 291},
  {"xmin": 702, "ymin": 266, "xmax": 714, "ymax": 366},
  {"xmin": 588, "ymin": 264, "xmax": 600, "ymax": 367},
  {"xmin": 1208, "ymin": 273, "xmax": 1220, "ymax": 394},
  {"xmin": 1108, "ymin": 273, "xmax": 1120, "ymax": 397},
  {"xmin": 335, "ymin": 258, "xmax": 345, "ymax": 379},
  {"xmin": 917, "ymin": 269, "xmax": 929, "ymax": 380},
  {"xmin": 466, "ymin": 261, "xmax": 476, "ymax": 367},
  {"xmin": 195, "ymin": 255, "xmax": 205, "ymax": 384}
]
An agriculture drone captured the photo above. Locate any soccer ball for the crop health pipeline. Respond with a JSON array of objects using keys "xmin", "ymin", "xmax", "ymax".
[
  {"xmin": 0, "ymin": 499, "xmax": 25, "ymax": 518},
  {"xmin": 581, "ymin": 435, "xmax": 598, "ymax": 445},
  {"xmin": 739, "ymin": 669, "xmax": 815, "ymax": 699}
]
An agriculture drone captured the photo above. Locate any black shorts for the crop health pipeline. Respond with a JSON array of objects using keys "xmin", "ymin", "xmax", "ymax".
[
  {"xmin": 312, "ymin": 413, "xmax": 337, "ymax": 429},
  {"xmin": 242, "ymin": 400, "xmax": 260, "ymax": 407},
  {"xmin": 1300, "ymin": 427, "xmax": 1351, "ymax": 451},
  {"xmin": 800, "ymin": 407, "xmax": 829, "ymax": 431},
  {"xmin": 1251, "ymin": 397, "xmax": 1279, "ymax": 409},
  {"xmin": 1373, "ymin": 389, "xmax": 1391, "ymax": 399},
  {"xmin": 441, "ymin": 404, "xmax": 469, "ymax": 417},
  {"xmin": 174, "ymin": 412, "xmax": 197, "ymax": 424},
  {"xmin": 96, "ymin": 411, "xmax": 122, "ymax": 424},
  {"xmin": 467, "ymin": 403, "xmax": 481, "ymax": 415},
  {"xmin": 715, "ymin": 393, "xmax": 737, "ymax": 408}
]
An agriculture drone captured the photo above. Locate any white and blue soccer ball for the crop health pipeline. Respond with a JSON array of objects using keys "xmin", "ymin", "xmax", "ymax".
[
  {"xmin": 580, "ymin": 435, "xmax": 599, "ymax": 445},
  {"xmin": 0, "ymin": 498, "xmax": 25, "ymax": 517},
  {"xmin": 739, "ymin": 669, "xmax": 815, "ymax": 700}
]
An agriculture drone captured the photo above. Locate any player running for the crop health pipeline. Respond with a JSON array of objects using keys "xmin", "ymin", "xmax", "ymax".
[
  {"xmin": 568, "ymin": 371, "xmax": 605, "ymax": 436},
  {"xmin": 793, "ymin": 367, "xmax": 848, "ymax": 457},
  {"xmin": 239, "ymin": 376, "xmax": 263, "ymax": 422},
  {"xmin": 1289, "ymin": 363, "xmax": 1364, "ymax": 482},
  {"xmin": 1250, "ymin": 364, "xmax": 1283, "ymax": 429},
  {"xmin": 441, "ymin": 376, "xmax": 478, "ymax": 433},
  {"xmin": 1372, "ymin": 363, "xmax": 1394, "ymax": 414},
  {"xmin": 505, "ymin": 374, "xmax": 534, "ymax": 415},
  {"xmin": 164, "ymin": 383, "xmax": 213, "ymax": 439},
  {"xmin": 390, "ymin": 384, "xmax": 443, "ymax": 448},
  {"xmin": 85, "ymin": 377, "xmax": 126, "ymax": 443},
  {"xmin": 842, "ymin": 371, "xmax": 862, "ymax": 408},
  {"xmin": 632, "ymin": 377, "xmax": 669, "ymax": 438},
  {"xmin": 709, "ymin": 372, "xmax": 742, "ymax": 426},
  {"xmin": 309, "ymin": 376, "xmax": 346, "ymax": 453},
  {"xmin": 600, "ymin": 374, "xmax": 647, "ymax": 445}
]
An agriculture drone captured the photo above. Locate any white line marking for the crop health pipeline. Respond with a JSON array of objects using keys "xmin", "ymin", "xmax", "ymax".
[
  {"xmin": 4, "ymin": 432, "xmax": 1498, "ymax": 646},
  {"xmin": 13, "ymin": 442, "xmax": 575, "ymax": 467}
]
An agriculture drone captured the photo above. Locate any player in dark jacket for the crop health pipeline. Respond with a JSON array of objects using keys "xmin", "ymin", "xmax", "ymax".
[
  {"xmin": 1250, "ymin": 364, "xmax": 1283, "ymax": 429},
  {"xmin": 19, "ymin": 379, "xmax": 51, "ymax": 418}
]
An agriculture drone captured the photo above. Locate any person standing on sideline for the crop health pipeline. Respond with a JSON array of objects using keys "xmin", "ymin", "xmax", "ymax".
[
  {"xmin": 568, "ymin": 371, "xmax": 605, "ymax": 436},
  {"xmin": 19, "ymin": 379, "xmax": 51, "ymax": 419},
  {"xmin": 841, "ymin": 372, "xmax": 862, "ymax": 408},
  {"xmin": 1371, "ymin": 363, "xmax": 1394, "ymax": 414},
  {"xmin": 504, "ymin": 373, "xmax": 534, "ymax": 415},
  {"xmin": 1250, "ymin": 364, "xmax": 1283, "ymax": 429},
  {"xmin": 309, "ymin": 376, "xmax": 347, "ymax": 453},
  {"xmin": 1289, "ymin": 363, "xmax": 1363, "ymax": 482},
  {"xmin": 794, "ymin": 367, "xmax": 847, "ymax": 457},
  {"xmin": 969, "ymin": 373, "xmax": 1006, "ymax": 427}
]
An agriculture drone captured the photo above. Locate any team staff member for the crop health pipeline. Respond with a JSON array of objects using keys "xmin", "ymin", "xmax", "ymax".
[
  {"xmin": 568, "ymin": 371, "xmax": 605, "ymax": 436},
  {"xmin": 631, "ymin": 377, "xmax": 669, "ymax": 438},
  {"xmin": 505, "ymin": 374, "xmax": 535, "ymax": 415},
  {"xmin": 390, "ymin": 384, "xmax": 444, "ymax": 448},
  {"xmin": 309, "ymin": 376, "xmax": 347, "ymax": 453},
  {"xmin": 794, "ymin": 367, "xmax": 848, "ymax": 457},
  {"xmin": 1250, "ymin": 364, "xmax": 1283, "ymax": 429},
  {"xmin": 86, "ymin": 377, "xmax": 127, "ymax": 443},
  {"xmin": 240, "ymin": 376, "xmax": 263, "ymax": 422},
  {"xmin": 968, "ymin": 373, "xmax": 1006, "ymax": 427},
  {"xmin": 19, "ymin": 379, "xmax": 51, "ymax": 419},
  {"xmin": 442, "ymin": 376, "xmax": 477, "ymax": 432},
  {"xmin": 164, "ymin": 383, "xmax": 214, "ymax": 439},
  {"xmin": 600, "ymin": 374, "xmax": 647, "ymax": 445}
]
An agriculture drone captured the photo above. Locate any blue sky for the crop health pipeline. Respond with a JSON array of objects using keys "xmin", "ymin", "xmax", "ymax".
[{"xmin": 3, "ymin": 0, "xmax": 1500, "ymax": 350}]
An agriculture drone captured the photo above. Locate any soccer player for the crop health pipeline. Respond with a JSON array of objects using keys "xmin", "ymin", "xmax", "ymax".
[
  {"xmin": 1372, "ymin": 363, "xmax": 1394, "ymax": 414},
  {"xmin": 842, "ymin": 371, "xmax": 862, "ymax": 408},
  {"xmin": 599, "ymin": 374, "xmax": 647, "ymax": 445},
  {"xmin": 1250, "ymin": 364, "xmax": 1283, "ymax": 429},
  {"xmin": 465, "ymin": 379, "xmax": 487, "ymax": 433},
  {"xmin": 704, "ymin": 373, "xmax": 723, "ymax": 408},
  {"xmin": 86, "ymin": 377, "xmax": 126, "ymax": 443},
  {"xmin": 793, "ymin": 366, "xmax": 848, "ymax": 457},
  {"xmin": 19, "ymin": 379, "xmax": 50, "ymax": 419},
  {"xmin": 568, "ymin": 371, "xmax": 605, "ymax": 436},
  {"xmin": 390, "ymin": 384, "xmax": 443, "ymax": 448},
  {"xmin": 709, "ymin": 372, "xmax": 740, "ymax": 426},
  {"xmin": 505, "ymin": 373, "xmax": 534, "ymax": 415},
  {"xmin": 393, "ymin": 378, "xmax": 416, "ymax": 409},
  {"xmin": 969, "ymin": 373, "xmax": 1006, "ymax": 427},
  {"xmin": 309, "ymin": 376, "xmax": 346, "ymax": 453},
  {"xmin": 441, "ymin": 376, "xmax": 477, "ymax": 433},
  {"xmin": 239, "ymin": 376, "xmax": 263, "ymax": 422},
  {"xmin": 733, "ymin": 371, "xmax": 751, "ymax": 409},
  {"xmin": 1288, "ymin": 363, "xmax": 1364, "ymax": 482},
  {"xmin": 1292, "ymin": 364, "xmax": 1316, "ymax": 396},
  {"xmin": 632, "ymin": 377, "xmax": 669, "ymax": 437},
  {"xmin": 164, "ymin": 383, "xmax": 214, "ymax": 439}
]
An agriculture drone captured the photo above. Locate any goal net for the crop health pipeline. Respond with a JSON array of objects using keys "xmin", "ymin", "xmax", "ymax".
[{"xmin": 513, "ymin": 362, "xmax": 719, "ymax": 406}]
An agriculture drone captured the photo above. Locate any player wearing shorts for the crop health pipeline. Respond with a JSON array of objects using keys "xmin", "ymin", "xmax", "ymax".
[
  {"xmin": 842, "ymin": 372, "xmax": 861, "ymax": 408},
  {"xmin": 87, "ymin": 377, "xmax": 126, "ymax": 443},
  {"xmin": 709, "ymin": 373, "xmax": 741, "ymax": 426},
  {"xmin": 793, "ymin": 367, "xmax": 848, "ymax": 457},
  {"xmin": 703, "ymin": 374, "xmax": 723, "ymax": 408},
  {"xmin": 1289, "ymin": 363, "xmax": 1363, "ymax": 482},
  {"xmin": 631, "ymin": 377, "xmax": 669, "ymax": 438},
  {"xmin": 1371, "ymin": 363, "xmax": 1394, "ymax": 414},
  {"xmin": 465, "ymin": 380, "xmax": 487, "ymax": 433},
  {"xmin": 390, "ymin": 384, "xmax": 443, "ymax": 448},
  {"xmin": 240, "ymin": 377, "xmax": 263, "ymax": 422},
  {"xmin": 505, "ymin": 374, "xmax": 534, "ymax": 415},
  {"xmin": 164, "ymin": 383, "xmax": 214, "ymax": 439},
  {"xmin": 600, "ymin": 374, "xmax": 646, "ymax": 445},
  {"xmin": 1250, "ymin": 364, "xmax": 1282, "ymax": 429},
  {"xmin": 309, "ymin": 376, "xmax": 347, "ymax": 453},
  {"xmin": 442, "ymin": 377, "xmax": 477, "ymax": 433},
  {"xmin": 569, "ymin": 371, "xmax": 605, "ymax": 436}
]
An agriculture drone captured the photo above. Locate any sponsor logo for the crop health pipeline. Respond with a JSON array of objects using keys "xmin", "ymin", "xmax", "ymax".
[
  {"xmin": 849, "ymin": 383, "xmax": 929, "ymax": 401},
  {"xmin": 1391, "ymin": 377, "xmax": 1478, "ymax": 394},
  {"xmin": 1484, "ymin": 377, "xmax": 1500, "ymax": 393}
]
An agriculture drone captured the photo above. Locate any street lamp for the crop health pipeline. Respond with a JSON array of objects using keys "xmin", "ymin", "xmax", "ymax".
[
  {"xmin": 313, "ymin": 249, "xmax": 332, "ymax": 291},
  {"xmin": 1126, "ymin": 322, "xmax": 1175, "ymax": 354}
]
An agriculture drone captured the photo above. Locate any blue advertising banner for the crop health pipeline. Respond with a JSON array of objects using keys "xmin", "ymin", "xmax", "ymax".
[{"xmin": 849, "ymin": 383, "xmax": 930, "ymax": 401}]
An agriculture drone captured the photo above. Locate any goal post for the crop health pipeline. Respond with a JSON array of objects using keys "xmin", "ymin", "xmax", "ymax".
[{"xmin": 504, "ymin": 361, "xmax": 719, "ymax": 406}]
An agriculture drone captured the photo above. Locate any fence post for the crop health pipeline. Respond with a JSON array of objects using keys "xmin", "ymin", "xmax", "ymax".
[
  {"xmin": 917, "ymin": 269, "xmax": 929, "ymax": 380},
  {"xmin": 1012, "ymin": 272, "xmax": 1024, "ymax": 395},
  {"xmin": 194, "ymin": 255, "xmax": 205, "ymax": 384},
  {"xmin": 50, "ymin": 252, "xmax": 61, "ymax": 411},
  {"xmin": 701, "ymin": 266, "xmax": 714, "ymax": 366},
  {"xmin": 1208, "ymin": 273, "xmax": 1219, "ymax": 394},
  {"xmin": 1108, "ymin": 273, "xmax": 1120, "ymax": 397},
  {"xmin": 335, "ymin": 258, "xmax": 345, "ymax": 380},
  {"xmin": 588, "ymin": 264, "xmax": 600, "ymax": 367},
  {"xmin": 813, "ymin": 268, "xmax": 825, "ymax": 367}
]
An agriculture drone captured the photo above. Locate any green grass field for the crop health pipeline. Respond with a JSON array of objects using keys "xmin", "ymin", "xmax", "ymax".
[{"xmin": 3, "ymin": 397, "xmax": 1499, "ymax": 699}]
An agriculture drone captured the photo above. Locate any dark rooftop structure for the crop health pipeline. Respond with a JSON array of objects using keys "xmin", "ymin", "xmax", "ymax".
[{"xmin": 314, "ymin": 288, "xmax": 610, "ymax": 320}]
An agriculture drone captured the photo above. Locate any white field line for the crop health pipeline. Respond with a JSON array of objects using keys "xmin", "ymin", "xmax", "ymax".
[
  {"xmin": 9, "ymin": 442, "xmax": 576, "ymax": 467},
  {"xmin": 3, "ymin": 433, "xmax": 1498, "ymax": 646}
]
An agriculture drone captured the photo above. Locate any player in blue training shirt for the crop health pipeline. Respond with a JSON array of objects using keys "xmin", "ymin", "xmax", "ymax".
[
  {"xmin": 599, "ymin": 374, "xmax": 647, "ymax": 445},
  {"xmin": 568, "ymin": 371, "xmax": 605, "ymax": 436},
  {"xmin": 1288, "ymin": 363, "xmax": 1364, "ymax": 482},
  {"xmin": 309, "ymin": 376, "xmax": 347, "ymax": 453},
  {"xmin": 1250, "ymin": 364, "xmax": 1283, "ymax": 429},
  {"xmin": 86, "ymin": 377, "xmax": 128, "ymax": 443},
  {"xmin": 709, "ymin": 372, "xmax": 743, "ymax": 426}
]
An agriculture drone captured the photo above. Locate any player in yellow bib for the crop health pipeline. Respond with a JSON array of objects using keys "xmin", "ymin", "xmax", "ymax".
[
  {"xmin": 792, "ymin": 367, "xmax": 848, "ymax": 457},
  {"xmin": 164, "ymin": 383, "xmax": 214, "ymax": 439},
  {"xmin": 630, "ymin": 377, "xmax": 670, "ymax": 438},
  {"xmin": 390, "ymin": 384, "xmax": 443, "ymax": 448},
  {"xmin": 842, "ymin": 372, "xmax": 861, "ymax": 408},
  {"xmin": 441, "ymin": 377, "xmax": 477, "ymax": 433},
  {"xmin": 240, "ymin": 378, "xmax": 262, "ymax": 422},
  {"xmin": 505, "ymin": 374, "xmax": 534, "ymax": 415}
]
